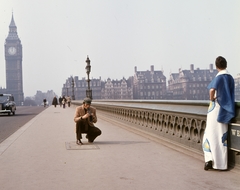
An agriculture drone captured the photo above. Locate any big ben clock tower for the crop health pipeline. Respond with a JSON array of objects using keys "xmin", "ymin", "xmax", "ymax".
[{"xmin": 4, "ymin": 13, "xmax": 24, "ymax": 105}]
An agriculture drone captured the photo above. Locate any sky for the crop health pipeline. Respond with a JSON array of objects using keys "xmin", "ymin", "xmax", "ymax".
[{"xmin": 0, "ymin": 0, "xmax": 240, "ymax": 97}]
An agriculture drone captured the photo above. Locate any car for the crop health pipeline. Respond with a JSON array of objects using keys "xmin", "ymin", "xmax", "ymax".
[{"xmin": 0, "ymin": 94, "xmax": 16, "ymax": 115}]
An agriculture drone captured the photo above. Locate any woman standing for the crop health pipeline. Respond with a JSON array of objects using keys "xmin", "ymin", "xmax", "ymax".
[
  {"xmin": 202, "ymin": 56, "xmax": 235, "ymax": 171},
  {"xmin": 62, "ymin": 96, "xmax": 66, "ymax": 109},
  {"xmin": 52, "ymin": 96, "xmax": 58, "ymax": 107},
  {"xmin": 59, "ymin": 96, "xmax": 63, "ymax": 107}
]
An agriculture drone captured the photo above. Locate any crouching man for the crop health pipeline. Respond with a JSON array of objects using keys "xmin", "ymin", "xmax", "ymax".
[{"xmin": 74, "ymin": 97, "xmax": 101, "ymax": 145}]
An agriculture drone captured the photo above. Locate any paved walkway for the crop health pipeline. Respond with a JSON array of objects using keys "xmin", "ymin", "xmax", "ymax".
[{"xmin": 0, "ymin": 106, "xmax": 239, "ymax": 190}]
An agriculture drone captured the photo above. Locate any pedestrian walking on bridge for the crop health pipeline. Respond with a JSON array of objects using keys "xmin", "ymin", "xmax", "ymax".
[{"xmin": 52, "ymin": 96, "xmax": 58, "ymax": 107}]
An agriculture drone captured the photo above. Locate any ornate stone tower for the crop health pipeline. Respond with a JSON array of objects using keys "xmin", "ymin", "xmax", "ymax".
[{"xmin": 4, "ymin": 13, "xmax": 24, "ymax": 105}]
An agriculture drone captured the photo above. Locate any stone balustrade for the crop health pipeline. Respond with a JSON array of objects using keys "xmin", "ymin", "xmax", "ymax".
[{"xmin": 72, "ymin": 100, "xmax": 240, "ymax": 167}]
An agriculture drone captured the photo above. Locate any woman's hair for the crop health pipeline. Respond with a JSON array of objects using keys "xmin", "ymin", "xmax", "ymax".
[{"xmin": 215, "ymin": 56, "xmax": 227, "ymax": 69}]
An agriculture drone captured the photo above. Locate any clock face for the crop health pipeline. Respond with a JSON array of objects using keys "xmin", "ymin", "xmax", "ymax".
[{"xmin": 8, "ymin": 47, "xmax": 16, "ymax": 55}]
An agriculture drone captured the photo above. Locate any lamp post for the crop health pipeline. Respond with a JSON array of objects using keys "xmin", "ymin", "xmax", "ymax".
[
  {"xmin": 85, "ymin": 56, "xmax": 92, "ymax": 99},
  {"xmin": 71, "ymin": 76, "xmax": 75, "ymax": 100}
]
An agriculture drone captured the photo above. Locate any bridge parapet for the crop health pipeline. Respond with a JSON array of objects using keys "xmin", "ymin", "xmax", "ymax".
[{"xmin": 72, "ymin": 100, "xmax": 240, "ymax": 167}]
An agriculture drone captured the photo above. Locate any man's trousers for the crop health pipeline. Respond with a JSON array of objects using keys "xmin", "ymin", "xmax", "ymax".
[{"xmin": 76, "ymin": 120, "xmax": 101, "ymax": 142}]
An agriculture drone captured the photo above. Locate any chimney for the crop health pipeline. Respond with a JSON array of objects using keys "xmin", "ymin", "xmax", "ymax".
[
  {"xmin": 134, "ymin": 66, "xmax": 137, "ymax": 73},
  {"xmin": 209, "ymin": 64, "xmax": 213, "ymax": 72},
  {"xmin": 190, "ymin": 64, "xmax": 194, "ymax": 73},
  {"xmin": 151, "ymin": 65, "xmax": 154, "ymax": 72}
]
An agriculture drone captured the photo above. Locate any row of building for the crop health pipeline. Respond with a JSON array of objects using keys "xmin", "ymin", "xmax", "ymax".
[{"xmin": 62, "ymin": 64, "xmax": 240, "ymax": 101}]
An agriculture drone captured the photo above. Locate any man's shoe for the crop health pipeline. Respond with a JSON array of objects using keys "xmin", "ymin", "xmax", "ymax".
[
  {"xmin": 76, "ymin": 140, "xmax": 83, "ymax": 145},
  {"xmin": 88, "ymin": 139, "xmax": 93, "ymax": 143},
  {"xmin": 204, "ymin": 161, "xmax": 213, "ymax": 170}
]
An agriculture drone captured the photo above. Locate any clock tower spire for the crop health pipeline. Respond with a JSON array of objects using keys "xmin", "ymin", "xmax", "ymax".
[
  {"xmin": 6, "ymin": 13, "xmax": 19, "ymax": 39},
  {"xmin": 4, "ymin": 13, "xmax": 24, "ymax": 105}
]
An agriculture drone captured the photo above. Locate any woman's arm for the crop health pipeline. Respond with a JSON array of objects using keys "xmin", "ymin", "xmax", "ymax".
[{"xmin": 209, "ymin": 88, "xmax": 216, "ymax": 101}]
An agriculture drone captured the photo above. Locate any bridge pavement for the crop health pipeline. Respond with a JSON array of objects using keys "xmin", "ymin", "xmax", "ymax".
[{"xmin": 0, "ymin": 105, "xmax": 239, "ymax": 190}]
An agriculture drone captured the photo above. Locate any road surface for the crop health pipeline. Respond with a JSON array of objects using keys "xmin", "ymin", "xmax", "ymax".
[{"xmin": 0, "ymin": 106, "xmax": 46, "ymax": 143}]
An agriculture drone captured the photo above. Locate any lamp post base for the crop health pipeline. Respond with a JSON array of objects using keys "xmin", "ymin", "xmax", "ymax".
[{"xmin": 86, "ymin": 89, "xmax": 92, "ymax": 99}]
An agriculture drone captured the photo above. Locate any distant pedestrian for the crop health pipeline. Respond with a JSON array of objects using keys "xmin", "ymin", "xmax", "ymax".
[
  {"xmin": 67, "ymin": 96, "xmax": 71, "ymax": 107},
  {"xmin": 62, "ymin": 96, "xmax": 66, "ymax": 108},
  {"xmin": 59, "ymin": 96, "xmax": 63, "ymax": 107},
  {"xmin": 43, "ymin": 99, "xmax": 47, "ymax": 107},
  {"xmin": 52, "ymin": 96, "xmax": 58, "ymax": 107}
]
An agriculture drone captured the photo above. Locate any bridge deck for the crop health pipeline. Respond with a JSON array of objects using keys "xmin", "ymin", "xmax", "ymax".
[{"xmin": 0, "ymin": 106, "xmax": 239, "ymax": 190}]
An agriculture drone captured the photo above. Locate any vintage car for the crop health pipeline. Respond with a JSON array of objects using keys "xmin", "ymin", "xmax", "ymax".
[{"xmin": 0, "ymin": 94, "xmax": 16, "ymax": 115}]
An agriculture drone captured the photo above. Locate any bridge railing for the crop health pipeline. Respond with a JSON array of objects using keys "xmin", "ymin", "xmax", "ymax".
[{"xmin": 72, "ymin": 100, "xmax": 240, "ymax": 167}]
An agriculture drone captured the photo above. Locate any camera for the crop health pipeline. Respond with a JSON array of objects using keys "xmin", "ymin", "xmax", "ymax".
[{"xmin": 87, "ymin": 108, "xmax": 93, "ymax": 122}]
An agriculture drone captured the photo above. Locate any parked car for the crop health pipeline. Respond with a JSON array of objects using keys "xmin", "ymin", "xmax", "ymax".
[{"xmin": 0, "ymin": 94, "xmax": 16, "ymax": 115}]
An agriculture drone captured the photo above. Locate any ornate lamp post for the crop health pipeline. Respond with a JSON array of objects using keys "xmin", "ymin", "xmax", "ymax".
[
  {"xmin": 85, "ymin": 56, "xmax": 92, "ymax": 99},
  {"xmin": 71, "ymin": 76, "xmax": 75, "ymax": 100}
]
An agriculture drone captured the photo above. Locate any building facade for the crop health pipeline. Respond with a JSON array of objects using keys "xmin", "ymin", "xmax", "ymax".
[
  {"xmin": 234, "ymin": 73, "xmax": 240, "ymax": 101},
  {"xmin": 4, "ymin": 14, "xmax": 24, "ymax": 105},
  {"xmin": 168, "ymin": 64, "xmax": 218, "ymax": 100},
  {"xmin": 62, "ymin": 76, "xmax": 103, "ymax": 100},
  {"xmin": 133, "ymin": 65, "xmax": 166, "ymax": 99},
  {"xmin": 101, "ymin": 77, "xmax": 133, "ymax": 99},
  {"xmin": 62, "ymin": 76, "xmax": 133, "ymax": 100}
]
